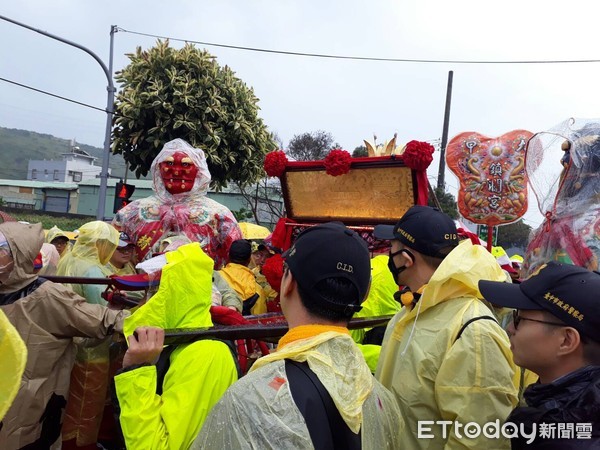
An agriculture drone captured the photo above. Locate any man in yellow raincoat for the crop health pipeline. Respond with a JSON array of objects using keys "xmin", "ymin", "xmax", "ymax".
[
  {"xmin": 374, "ymin": 206, "xmax": 518, "ymax": 449},
  {"xmin": 46, "ymin": 225, "xmax": 72, "ymax": 259},
  {"xmin": 114, "ymin": 242, "xmax": 238, "ymax": 450},
  {"xmin": 193, "ymin": 222, "xmax": 403, "ymax": 449},
  {"xmin": 218, "ymin": 239, "xmax": 266, "ymax": 315}
]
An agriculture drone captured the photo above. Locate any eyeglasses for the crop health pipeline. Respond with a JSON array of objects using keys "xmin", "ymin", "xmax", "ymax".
[
  {"xmin": 512, "ymin": 310, "xmax": 566, "ymax": 330},
  {"xmin": 116, "ymin": 246, "xmax": 135, "ymax": 253}
]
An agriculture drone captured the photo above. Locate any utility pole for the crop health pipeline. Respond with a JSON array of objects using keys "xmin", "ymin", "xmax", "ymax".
[
  {"xmin": 97, "ymin": 25, "xmax": 117, "ymax": 220},
  {"xmin": 0, "ymin": 15, "xmax": 116, "ymax": 220},
  {"xmin": 437, "ymin": 70, "xmax": 453, "ymax": 191}
]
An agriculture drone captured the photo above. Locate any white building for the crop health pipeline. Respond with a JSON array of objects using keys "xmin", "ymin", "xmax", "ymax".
[{"xmin": 27, "ymin": 144, "xmax": 109, "ymax": 183}]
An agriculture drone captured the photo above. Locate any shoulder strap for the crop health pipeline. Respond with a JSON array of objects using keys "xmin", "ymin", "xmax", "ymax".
[
  {"xmin": 285, "ymin": 359, "xmax": 361, "ymax": 450},
  {"xmin": 455, "ymin": 315, "xmax": 497, "ymax": 342},
  {"xmin": 242, "ymin": 293, "xmax": 259, "ymax": 315},
  {"xmin": 155, "ymin": 345, "xmax": 178, "ymax": 395},
  {"xmin": 0, "ymin": 278, "xmax": 48, "ymax": 305}
]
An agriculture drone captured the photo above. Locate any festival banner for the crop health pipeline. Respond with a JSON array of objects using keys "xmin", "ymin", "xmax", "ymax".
[{"xmin": 446, "ymin": 130, "xmax": 533, "ymax": 227}]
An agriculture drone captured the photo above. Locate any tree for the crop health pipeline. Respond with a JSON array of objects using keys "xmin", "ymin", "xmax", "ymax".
[
  {"xmin": 271, "ymin": 131, "xmax": 284, "ymax": 150},
  {"xmin": 232, "ymin": 178, "xmax": 285, "ymax": 227},
  {"xmin": 111, "ymin": 40, "xmax": 277, "ymax": 189},
  {"xmin": 497, "ymin": 219, "xmax": 532, "ymax": 249},
  {"xmin": 232, "ymin": 207, "xmax": 253, "ymax": 222},
  {"xmin": 428, "ymin": 187, "xmax": 458, "ymax": 219},
  {"xmin": 286, "ymin": 130, "xmax": 336, "ymax": 161},
  {"xmin": 352, "ymin": 145, "xmax": 368, "ymax": 157}
]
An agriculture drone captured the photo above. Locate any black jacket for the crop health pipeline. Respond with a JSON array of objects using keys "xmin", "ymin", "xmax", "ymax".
[{"xmin": 507, "ymin": 365, "xmax": 600, "ymax": 449}]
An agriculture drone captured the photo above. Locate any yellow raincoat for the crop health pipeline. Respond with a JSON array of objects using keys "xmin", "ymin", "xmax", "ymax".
[
  {"xmin": 193, "ymin": 330, "xmax": 404, "ymax": 449},
  {"xmin": 0, "ymin": 309, "xmax": 26, "ymax": 421},
  {"xmin": 56, "ymin": 221, "xmax": 120, "ymax": 446},
  {"xmin": 114, "ymin": 243, "xmax": 238, "ymax": 450},
  {"xmin": 45, "ymin": 225, "xmax": 72, "ymax": 258},
  {"xmin": 376, "ymin": 240, "xmax": 519, "ymax": 449},
  {"xmin": 219, "ymin": 262, "xmax": 266, "ymax": 314},
  {"xmin": 350, "ymin": 255, "xmax": 402, "ymax": 372}
]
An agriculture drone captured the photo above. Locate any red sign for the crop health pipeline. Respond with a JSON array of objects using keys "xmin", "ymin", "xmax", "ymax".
[{"xmin": 446, "ymin": 130, "xmax": 533, "ymax": 226}]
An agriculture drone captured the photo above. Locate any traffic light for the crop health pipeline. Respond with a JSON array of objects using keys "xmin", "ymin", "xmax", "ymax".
[{"xmin": 113, "ymin": 181, "xmax": 135, "ymax": 213}]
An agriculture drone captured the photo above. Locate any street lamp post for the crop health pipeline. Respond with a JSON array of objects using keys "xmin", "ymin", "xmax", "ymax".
[{"xmin": 0, "ymin": 15, "xmax": 116, "ymax": 220}]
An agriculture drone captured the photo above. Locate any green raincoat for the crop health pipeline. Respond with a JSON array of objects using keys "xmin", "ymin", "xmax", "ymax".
[
  {"xmin": 350, "ymin": 255, "xmax": 402, "ymax": 371},
  {"xmin": 115, "ymin": 243, "xmax": 238, "ymax": 450},
  {"xmin": 376, "ymin": 240, "xmax": 519, "ymax": 449}
]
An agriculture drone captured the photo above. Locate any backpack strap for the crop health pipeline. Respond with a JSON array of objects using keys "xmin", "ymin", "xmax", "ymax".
[
  {"xmin": 0, "ymin": 278, "xmax": 48, "ymax": 305},
  {"xmin": 155, "ymin": 345, "xmax": 179, "ymax": 395},
  {"xmin": 285, "ymin": 359, "xmax": 361, "ymax": 450},
  {"xmin": 455, "ymin": 315, "xmax": 498, "ymax": 342},
  {"xmin": 242, "ymin": 293, "xmax": 260, "ymax": 315}
]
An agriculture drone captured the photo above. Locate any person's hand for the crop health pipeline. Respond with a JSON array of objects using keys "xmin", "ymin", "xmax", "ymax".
[{"xmin": 122, "ymin": 326, "xmax": 165, "ymax": 368}]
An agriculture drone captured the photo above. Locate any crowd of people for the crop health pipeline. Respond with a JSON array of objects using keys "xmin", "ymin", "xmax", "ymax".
[{"xmin": 0, "ymin": 138, "xmax": 598, "ymax": 450}]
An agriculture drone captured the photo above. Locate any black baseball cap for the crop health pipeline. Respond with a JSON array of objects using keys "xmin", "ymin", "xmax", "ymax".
[
  {"xmin": 118, "ymin": 232, "xmax": 134, "ymax": 248},
  {"xmin": 258, "ymin": 243, "xmax": 280, "ymax": 255},
  {"xmin": 479, "ymin": 262, "xmax": 600, "ymax": 342},
  {"xmin": 283, "ymin": 222, "xmax": 371, "ymax": 314},
  {"xmin": 373, "ymin": 205, "xmax": 458, "ymax": 258},
  {"xmin": 229, "ymin": 239, "xmax": 252, "ymax": 262}
]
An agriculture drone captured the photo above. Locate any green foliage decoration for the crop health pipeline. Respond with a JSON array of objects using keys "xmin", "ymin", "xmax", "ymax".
[{"xmin": 112, "ymin": 40, "xmax": 277, "ymax": 189}]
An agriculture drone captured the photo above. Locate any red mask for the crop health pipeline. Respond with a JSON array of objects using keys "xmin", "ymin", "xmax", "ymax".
[{"xmin": 159, "ymin": 152, "xmax": 198, "ymax": 194}]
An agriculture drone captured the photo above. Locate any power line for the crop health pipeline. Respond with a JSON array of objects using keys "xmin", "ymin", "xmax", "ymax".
[
  {"xmin": 117, "ymin": 27, "xmax": 600, "ymax": 65},
  {"xmin": 0, "ymin": 76, "xmax": 137, "ymax": 120},
  {"xmin": 0, "ymin": 77, "xmax": 108, "ymax": 113}
]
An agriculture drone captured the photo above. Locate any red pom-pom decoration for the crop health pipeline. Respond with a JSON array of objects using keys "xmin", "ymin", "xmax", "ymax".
[
  {"xmin": 264, "ymin": 151, "xmax": 288, "ymax": 177},
  {"xmin": 402, "ymin": 140, "xmax": 434, "ymax": 171},
  {"xmin": 262, "ymin": 253, "xmax": 284, "ymax": 293},
  {"xmin": 324, "ymin": 149, "xmax": 352, "ymax": 176}
]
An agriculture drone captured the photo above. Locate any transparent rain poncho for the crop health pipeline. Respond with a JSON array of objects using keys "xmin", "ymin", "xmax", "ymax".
[
  {"xmin": 376, "ymin": 240, "xmax": 518, "ymax": 449},
  {"xmin": 523, "ymin": 118, "xmax": 600, "ymax": 275},
  {"xmin": 57, "ymin": 221, "xmax": 119, "ymax": 301},
  {"xmin": 56, "ymin": 220, "xmax": 119, "ymax": 446},
  {"xmin": 45, "ymin": 225, "xmax": 71, "ymax": 258},
  {"xmin": 113, "ymin": 139, "xmax": 242, "ymax": 268},
  {"xmin": 193, "ymin": 331, "xmax": 404, "ymax": 449}
]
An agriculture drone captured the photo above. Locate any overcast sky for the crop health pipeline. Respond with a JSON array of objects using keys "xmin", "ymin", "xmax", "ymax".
[{"xmin": 2, "ymin": 0, "xmax": 600, "ymax": 229}]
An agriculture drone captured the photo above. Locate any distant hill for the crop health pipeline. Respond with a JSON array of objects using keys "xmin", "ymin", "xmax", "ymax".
[{"xmin": 0, "ymin": 127, "xmax": 142, "ymax": 180}]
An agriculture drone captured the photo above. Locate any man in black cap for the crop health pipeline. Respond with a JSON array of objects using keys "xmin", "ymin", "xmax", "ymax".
[
  {"xmin": 108, "ymin": 232, "xmax": 138, "ymax": 275},
  {"xmin": 479, "ymin": 262, "xmax": 600, "ymax": 448},
  {"xmin": 193, "ymin": 222, "xmax": 403, "ymax": 449},
  {"xmin": 218, "ymin": 239, "xmax": 263, "ymax": 315},
  {"xmin": 373, "ymin": 205, "xmax": 518, "ymax": 449}
]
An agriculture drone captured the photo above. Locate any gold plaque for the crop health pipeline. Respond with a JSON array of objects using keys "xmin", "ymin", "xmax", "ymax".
[{"xmin": 283, "ymin": 165, "xmax": 415, "ymax": 224}]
